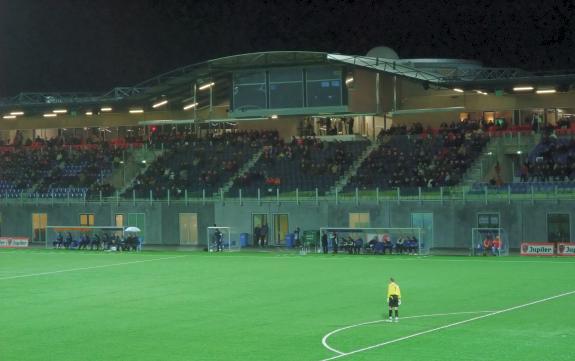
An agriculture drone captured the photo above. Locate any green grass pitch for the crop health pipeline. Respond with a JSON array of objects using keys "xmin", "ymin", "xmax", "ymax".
[{"xmin": 1, "ymin": 249, "xmax": 574, "ymax": 361}]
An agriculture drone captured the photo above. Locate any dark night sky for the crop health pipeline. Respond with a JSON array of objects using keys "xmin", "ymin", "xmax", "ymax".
[{"xmin": 1, "ymin": 0, "xmax": 575, "ymax": 97}]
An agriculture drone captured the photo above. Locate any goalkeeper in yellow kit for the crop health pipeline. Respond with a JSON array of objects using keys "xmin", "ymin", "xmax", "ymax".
[{"xmin": 387, "ymin": 277, "xmax": 401, "ymax": 322}]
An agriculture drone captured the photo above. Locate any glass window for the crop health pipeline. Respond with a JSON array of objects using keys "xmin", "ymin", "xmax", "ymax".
[
  {"xmin": 32, "ymin": 213, "xmax": 47, "ymax": 242},
  {"xmin": 306, "ymin": 66, "xmax": 343, "ymax": 107},
  {"xmin": 115, "ymin": 214, "xmax": 124, "ymax": 228},
  {"xmin": 233, "ymin": 71, "xmax": 267, "ymax": 111},
  {"xmin": 477, "ymin": 213, "xmax": 499, "ymax": 229},
  {"xmin": 80, "ymin": 214, "xmax": 95, "ymax": 226},
  {"xmin": 349, "ymin": 213, "xmax": 370, "ymax": 228}
]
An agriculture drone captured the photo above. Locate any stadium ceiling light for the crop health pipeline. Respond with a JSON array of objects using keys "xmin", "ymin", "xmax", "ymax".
[
  {"xmin": 10, "ymin": 111, "xmax": 24, "ymax": 116},
  {"xmin": 183, "ymin": 102, "xmax": 198, "ymax": 110},
  {"xmin": 101, "ymin": 107, "xmax": 113, "ymax": 112},
  {"xmin": 516, "ymin": 150, "xmax": 523, "ymax": 154},
  {"xmin": 513, "ymin": 86, "xmax": 534, "ymax": 92},
  {"xmin": 198, "ymin": 82, "xmax": 215, "ymax": 90},
  {"xmin": 53, "ymin": 109, "xmax": 67, "ymax": 114},
  {"xmin": 270, "ymin": 114, "xmax": 278, "ymax": 119},
  {"xmin": 85, "ymin": 111, "xmax": 93, "ymax": 116},
  {"xmin": 453, "ymin": 88, "xmax": 464, "ymax": 93},
  {"xmin": 129, "ymin": 109, "xmax": 144, "ymax": 114},
  {"xmin": 536, "ymin": 89, "xmax": 556, "ymax": 94},
  {"xmin": 44, "ymin": 113, "xmax": 57, "ymax": 117},
  {"xmin": 152, "ymin": 99, "xmax": 168, "ymax": 108},
  {"xmin": 3, "ymin": 115, "xmax": 16, "ymax": 119},
  {"xmin": 474, "ymin": 90, "xmax": 488, "ymax": 95}
]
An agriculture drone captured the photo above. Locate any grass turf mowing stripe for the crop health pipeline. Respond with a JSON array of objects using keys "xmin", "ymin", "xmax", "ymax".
[
  {"xmin": 321, "ymin": 290, "xmax": 575, "ymax": 360},
  {"xmin": 0, "ymin": 255, "xmax": 186, "ymax": 281}
]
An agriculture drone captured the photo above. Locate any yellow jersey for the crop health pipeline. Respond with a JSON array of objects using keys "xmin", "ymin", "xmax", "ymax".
[{"xmin": 387, "ymin": 282, "xmax": 401, "ymax": 298}]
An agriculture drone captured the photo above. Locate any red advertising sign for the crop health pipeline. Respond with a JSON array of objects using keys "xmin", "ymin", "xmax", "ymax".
[
  {"xmin": 557, "ymin": 243, "xmax": 575, "ymax": 256},
  {"xmin": 0, "ymin": 237, "xmax": 29, "ymax": 248},
  {"xmin": 520, "ymin": 242, "xmax": 555, "ymax": 256}
]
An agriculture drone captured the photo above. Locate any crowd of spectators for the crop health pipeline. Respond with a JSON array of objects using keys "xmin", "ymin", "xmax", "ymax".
[
  {"xmin": 0, "ymin": 134, "xmax": 129, "ymax": 198},
  {"xmin": 128, "ymin": 130, "xmax": 279, "ymax": 198},
  {"xmin": 520, "ymin": 130, "xmax": 575, "ymax": 182},
  {"xmin": 233, "ymin": 136, "xmax": 366, "ymax": 195},
  {"xmin": 351, "ymin": 120, "xmax": 488, "ymax": 190}
]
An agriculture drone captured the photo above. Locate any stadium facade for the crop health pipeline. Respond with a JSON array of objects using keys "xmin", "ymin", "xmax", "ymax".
[{"xmin": 1, "ymin": 47, "xmax": 575, "ymax": 251}]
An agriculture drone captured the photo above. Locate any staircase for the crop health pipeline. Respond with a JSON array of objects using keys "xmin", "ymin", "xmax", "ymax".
[
  {"xmin": 461, "ymin": 133, "xmax": 540, "ymax": 184},
  {"xmin": 220, "ymin": 149, "xmax": 264, "ymax": 194},
  {"xmin": 115, "ymin": 146, "xmax": 166, "ymax": 194},
  {"xmin": 331, "ymin": 141, "xmax": 380, "ymax": 193}
]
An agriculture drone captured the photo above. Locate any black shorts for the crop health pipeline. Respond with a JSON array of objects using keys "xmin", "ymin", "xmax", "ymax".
[{"xmin": 388, "ymin": 295, "xmax": 399, "ymax": 307}]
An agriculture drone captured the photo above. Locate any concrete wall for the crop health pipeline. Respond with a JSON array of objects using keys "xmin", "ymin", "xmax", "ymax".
[{"xmin": 2, "ymin": 199, "xmax": 573, "ymax": 250}]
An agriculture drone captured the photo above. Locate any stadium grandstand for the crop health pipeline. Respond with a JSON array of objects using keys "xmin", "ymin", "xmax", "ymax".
[{"xmin": 1, "ymin": 47, "xmax": 575, "ymax": 249}]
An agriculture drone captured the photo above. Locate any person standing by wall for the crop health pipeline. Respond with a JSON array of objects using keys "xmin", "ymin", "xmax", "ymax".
[{"xmin": 321, "ymin": 230, "xmax": 328, "ymax": 254}]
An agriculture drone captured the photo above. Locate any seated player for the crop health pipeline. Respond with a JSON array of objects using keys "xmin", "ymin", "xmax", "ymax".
[
  {"xmin": 482, "ymin": 234, "xmax": 493, "ymax": 256},
  {"xmin": 78, "ymin": 234, "xmax": 91, "ymax": 250},
  {"xmin": 64, "ymin": 232, "xmax": 73, "ymax": 249},
  {"xmin": 382, "ymin": 234, "xmax": 393, "ymax": 255},
  {"xmin": 53, "ymin": 232, "xmax": 64, "ymax": 248},
  {"xmin": 345, "ymin": 236, "xmax": 354, "ymax": 254},
  {"xmin": 492, "ymin": 235, "xmax": 502, "ymax": 256},
  {"xmin": 408, "ymin": 235, "xmax": 419, "ymax": 254},
  {"xmin": 374, "ymin": 236, "xmax": 385, "ymax": 255},
  {"xmin": 102, "ymin": 233, "xmax": 111, "ymax": 250},
  {"xmin": 367, "ymin": 236, "xmax": 378, "ymax": 253},
  {"xmin": 353, "ymin": 236, "xmax": 363, "ymax": 254},
  {"xmin": 90, "ymin": 233, "xmax": 102, "ymax": 250}
]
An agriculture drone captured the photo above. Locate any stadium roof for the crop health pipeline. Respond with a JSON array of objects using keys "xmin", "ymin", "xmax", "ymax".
[{"xmin": 3, "ymin": 50, "xmax": 575, "ymax": 111}]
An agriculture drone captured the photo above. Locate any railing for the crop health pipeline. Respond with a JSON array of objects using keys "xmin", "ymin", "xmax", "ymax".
[{"xmin": 2, "ymin": 184, "xmax": 575, "ymax": 206}]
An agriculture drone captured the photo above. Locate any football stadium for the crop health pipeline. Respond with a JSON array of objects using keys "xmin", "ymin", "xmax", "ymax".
[{"xmin": 1, "ymin": 45, "xmax": 575, "ymax": 360}]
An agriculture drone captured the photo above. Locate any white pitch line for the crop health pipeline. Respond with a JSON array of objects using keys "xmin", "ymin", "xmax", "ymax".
[
  {"xmin": 0, "ymin": 255, "xmax": 186, "ymax": 281},
  {"xmin": 321, "ymin": 310, "xmax": 496, "ymax": 355},
  {"xmin": 321, "ymin": 290, "xmax": 575, "ymax": 360}
]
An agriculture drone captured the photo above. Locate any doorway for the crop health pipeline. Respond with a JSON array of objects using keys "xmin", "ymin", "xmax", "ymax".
[
  {"xmin": 179, "ymin": 213, "xmax": 198, "ymax": 245},
  {"xmin": 252, "ymin": 213, "xmax": 268, "ymax": 247},
  {"xmin": 547, "ymin": 213, "xmax": 570, "ymax": 242},
  {"xmin": 272, "ymin": 213, "xmax": 289, "ymax": 245}
]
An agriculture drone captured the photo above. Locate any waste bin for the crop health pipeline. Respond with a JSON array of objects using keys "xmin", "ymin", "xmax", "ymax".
[
  {"xmin": 239, "ymin": 233, "xmax": 249, "ymax": 248},
  {"xmin": 285, "ymin": 233, "xmax": 295, "ymax": 248}
]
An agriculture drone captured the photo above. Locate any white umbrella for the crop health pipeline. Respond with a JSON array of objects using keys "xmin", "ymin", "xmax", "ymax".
[{"xmin": 124, "ymin": 226, "xmax": 141, "ymax": 233}]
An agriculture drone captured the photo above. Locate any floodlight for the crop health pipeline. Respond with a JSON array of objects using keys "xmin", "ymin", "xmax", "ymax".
[
  {"xmin": 513, "ymin": 86, "xmax": 534, "ymax": 92},
  {"xmin": 152, "ymin": 100, "xmax": 168, "ymax": 108},
  {"xmin": 536, "ymin": 89, "xmax": 556, "ymax": 94},
  {"xmin": 198, "ymin": 82, "xmax": 215, "ymax": 90},
  {"xmin": 44, "ymin": 113, "xmax": 57, "ymax": 117},
  {"xmin": 129, "ymin": 109, "xmax": 144, "ymax": 114},
  {"xmin": 53, "ymin": 109, "xmax": 67, "ymax": 114},
  {"xmin": 453, "ymin": 88, "xmax": 464, "ymax": 93},
  {"xmin": 101, "ymin": 107, "xmax": 112, "ymax": 112},
  {"xmin": 10, "ymin": 111, "xmax": 24, "ymax": 116},
  {"xmin": 183, "ymin": 102, "xmax": 198, "ymax": 110},
  {"xmin": 3, "ymin": 115, "xmax": 16, "ymax": 119}
]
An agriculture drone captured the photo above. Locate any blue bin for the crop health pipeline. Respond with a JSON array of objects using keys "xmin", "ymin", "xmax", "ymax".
[
  {"xmin": 285, "ymin": 233, "xmax": 295, "ymax": 248},
  {"xmin": 239, "ymin": 233, "xmax": 249, "ymax": 248}
]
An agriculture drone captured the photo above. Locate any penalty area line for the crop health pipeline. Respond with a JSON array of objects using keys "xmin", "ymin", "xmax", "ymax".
[
  {"xmin": 0, "ymin": 255, "xmax": 187, "ymax": 281},
  {"xmin": 321, "ymin": 290, "xmax": 575, "ymax": 360}
]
